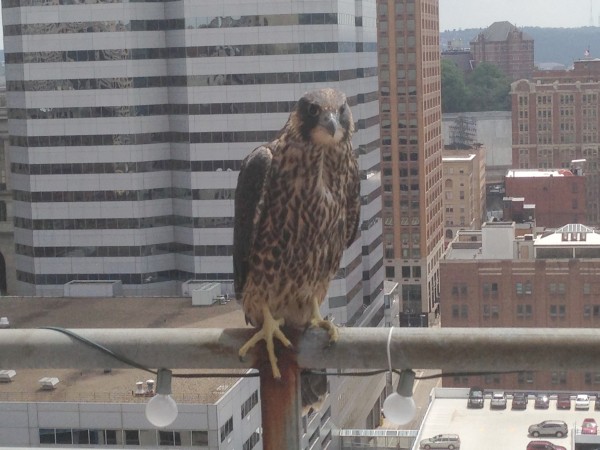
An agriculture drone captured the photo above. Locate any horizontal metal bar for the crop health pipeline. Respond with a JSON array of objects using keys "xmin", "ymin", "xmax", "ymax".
[{"xmin": 0, "ymin": 327, "xmax": 597, "ymax": 372}]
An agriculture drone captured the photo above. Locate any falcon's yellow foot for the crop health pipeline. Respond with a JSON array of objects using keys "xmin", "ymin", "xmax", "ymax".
[
  {"xmin": 238, "ymin": 307, "xmax": 292, "ymax": 379},
  {"xmin": 309, "ymin": 298, "xmax": 339, "ymax": 343}
]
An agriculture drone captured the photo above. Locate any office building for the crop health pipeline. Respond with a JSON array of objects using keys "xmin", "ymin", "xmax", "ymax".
[
  {"xmin": 470, "ymin": 21, "xmax": 534, "ymax": 81},
  {"xmin": 3, "ymin": 0, "xmax": 384, "ymax": 313},
  {"xmin": 441, "ymin": 222, "xmax": 600, "ymax": 391},
  {"xmin": 377, "ymin": 0, "xmax": 444, "ymax": 318},
  {"xmin": 442, "ymin": 145, "xmax": 486, "ymax": 245},
  {"xmin": 511, "ymin": 59, "xmax": 600, "ymax": 225}
]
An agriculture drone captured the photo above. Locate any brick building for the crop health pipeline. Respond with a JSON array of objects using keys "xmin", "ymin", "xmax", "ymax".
[
  {"xmin": 511, "ymin": 59, "xmax": 600, "ymax": 225},
  {"xmin": 442, "ymin": 145, "xmax": 486, "ymax": 245},
  {"xmin": 441, "ymin": 222, "xmax": 600, "ymax": 391},
  {"xmin": 504, "ymin": 168, "xmax": 587, "ymax": 228},
  {"xmin": 470, "ymin": 21, "xmax": 534, "ymax": 81},
  {"xmin": 377, "ymin": 0, "xmax": 444, "ymax": 316}
]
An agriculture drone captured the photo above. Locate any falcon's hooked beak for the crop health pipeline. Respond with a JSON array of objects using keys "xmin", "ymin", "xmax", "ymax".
[{"xmin": 319, "ymin": 111, "xmax": 340, "ymax": 137}]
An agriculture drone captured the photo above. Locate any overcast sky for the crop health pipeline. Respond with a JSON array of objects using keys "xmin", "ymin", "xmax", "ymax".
[{"xmin": 440, "ymin": 0, "xmax": 600, "ymax": 30}]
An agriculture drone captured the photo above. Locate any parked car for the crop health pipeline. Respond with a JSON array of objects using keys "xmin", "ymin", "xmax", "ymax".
[
  {"xmin": 528, "ymin": 420, "xmax": 568, "ymax": 438},
  {"xmin": 582, "ymin": 418, "xmax": 598, "ymax": 435},
  {"xmin": 419, "ymin": 434, "xmax": 460, "ymax": 450},
  {"xmin": 534, "ymin": 394, "xmax": 550, "ymax": 409},
  {"xmin": 490, "ymin": 391, "xmax": 507, "ymax": 409},
  {"xmin": 467, "ymin": 387, "xmax": 484, "ymax": 409},
  {"xmin": 575, "ymin": 394, "xmax": 590, "ymax": 410},
  {"xmin": 595, "ymin": 395, "xmax": 600, "ymax": 411},
  {"xmin": 526, "ymin": 441, "xmax": 566, "ymax": 450},
  {"xmin": 556, "ymin": 393, "xmax": 571, "ymax": 410},
  {"xmin": 512, "ymin": 393, "xmax": 528, "ymax": 410}
]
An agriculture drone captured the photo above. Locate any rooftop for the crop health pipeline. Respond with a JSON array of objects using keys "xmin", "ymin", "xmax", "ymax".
[
  {"xmin": 0, "ymin": 297, "xmax": 251, "ymax": 404},
  {"xmin": 421, "ymin": 388, "xmax": 600, "ymax": 450},
  {"xmin": 506, "ymin": 169, "xmax": 575, "ymax": 178}
]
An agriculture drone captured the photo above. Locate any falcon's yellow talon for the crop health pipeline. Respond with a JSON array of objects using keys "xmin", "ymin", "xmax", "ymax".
[
  {"xmin": 309, "ymin": 297, "xmax": 339, "ymax": 343},
  {"xmin": 238, "ymin": 306, "xmax": 290, "ymax": 379}
]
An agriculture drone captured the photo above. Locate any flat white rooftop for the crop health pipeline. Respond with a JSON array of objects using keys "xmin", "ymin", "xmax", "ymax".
[
  {"xmin": 419, "ymin": 388, "xmax": 600, "ymax": 450},
  {"xmin": 506, "ymin": 169, "xmax": 574, "ymax": 178}
]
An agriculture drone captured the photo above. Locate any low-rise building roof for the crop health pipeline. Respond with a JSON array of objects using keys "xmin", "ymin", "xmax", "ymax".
[{"xmin": 0, "ymin": 297, "xmax": 250, "ymax": 404}]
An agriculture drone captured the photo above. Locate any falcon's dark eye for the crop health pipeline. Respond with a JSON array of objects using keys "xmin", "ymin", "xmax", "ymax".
[
  {"xmin": 307, "ymin": 104, "xmax": 320, "ymax": 117},
  {"xmin": 339, "ymin": 104, "xmax": 347, "ymax": 115}
]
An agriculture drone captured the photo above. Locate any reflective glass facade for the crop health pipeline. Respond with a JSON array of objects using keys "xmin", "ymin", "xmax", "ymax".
[{"xmin": 4, "ymin": 0, "xmax": 383, "ymax": 306}]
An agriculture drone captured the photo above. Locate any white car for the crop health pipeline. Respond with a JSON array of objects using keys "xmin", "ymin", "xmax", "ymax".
[
  {"xmin": 490, "ymin": 392, "xmax": 507, "ymax": 409},
  {"xmin": 575, "ymin": 394, "xmax": 590, "ymax": 410}
]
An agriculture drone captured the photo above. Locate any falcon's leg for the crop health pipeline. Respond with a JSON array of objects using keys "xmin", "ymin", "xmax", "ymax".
[
  {"xmin": 239, "ymin": 306, "xmax": 292, "ymax": 379},
  {"xmin": 309, "ymin": 297, "xmax": 339, "ymax": 343}
]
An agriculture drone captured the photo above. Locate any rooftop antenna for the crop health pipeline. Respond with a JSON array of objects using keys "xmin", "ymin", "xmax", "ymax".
[{"xmin": 591, "ymin": 0, "xmax": 594, "ymax": 26}]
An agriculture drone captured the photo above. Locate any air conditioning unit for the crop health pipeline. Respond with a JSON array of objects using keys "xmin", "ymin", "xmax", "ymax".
[
  {"xmin": 0, "ymin": 317, "xmax": 9, "ymax": 328},
  {"xmin": 0, "ymin": 370, "xmax": 16, "ymax": 382},
  {"xmin": 38, "ymin": 377, "xmax": 60, "ymax": 389}
]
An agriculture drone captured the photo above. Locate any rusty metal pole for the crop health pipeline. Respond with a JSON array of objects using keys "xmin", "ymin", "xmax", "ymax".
[{"xmin": 258, "ymin": 345, "xmax": 302, "ymax": 450}]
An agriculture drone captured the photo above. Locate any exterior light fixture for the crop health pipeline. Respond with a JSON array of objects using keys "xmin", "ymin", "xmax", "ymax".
[
  {"xmin": 382, "ymin": 327, "xmax": 417, "ymax": 424},
  {"xmin": 145, "ymin": 369, "xmax": 178, "ymax": 428}
]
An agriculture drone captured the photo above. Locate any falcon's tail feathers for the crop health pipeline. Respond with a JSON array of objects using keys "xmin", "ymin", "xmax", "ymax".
[{"xmin": 301, "ymin": 370, "xmax": 328, "ymax": 414}]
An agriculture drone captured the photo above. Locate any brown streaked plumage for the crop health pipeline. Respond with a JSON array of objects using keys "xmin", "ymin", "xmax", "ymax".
[{"xmin": 234, "ymin": 88, "xmax": 360, "ymax": 381}]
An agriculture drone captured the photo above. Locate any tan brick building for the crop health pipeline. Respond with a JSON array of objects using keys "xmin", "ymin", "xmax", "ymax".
[
  {"xmin": 470, "ymin": 21, "xmax": 534, "ymax": 81},
  {"xmin": 442, "ymin": 145, "xmax": 486, "ymax": 246},
  {"xmin": 377, "ymin": 0, "xmax": 444, "ymax": 317},
  {"xmin": 511, "ymin": 59, "xmax": 600, "ymax": 225},
  {"xmin": 441, "ymin": 222, "xmax": 600, "ymax": 391}
]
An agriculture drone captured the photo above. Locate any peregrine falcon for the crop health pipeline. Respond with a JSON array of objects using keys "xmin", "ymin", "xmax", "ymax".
[{"xmin": 234, "ymin": 88, "xmax": 360, "ymax": 379}]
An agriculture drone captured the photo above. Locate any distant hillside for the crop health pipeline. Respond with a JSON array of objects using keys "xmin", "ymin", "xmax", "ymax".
[{"xmin": 441, "ymin": 26, "xmax": 600, "ymax": 67}]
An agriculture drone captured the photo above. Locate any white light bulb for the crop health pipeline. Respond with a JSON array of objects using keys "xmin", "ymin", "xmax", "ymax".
[
  {"xmin": 382, "ymin": 392, "xmax": 416, "ymax": 425},
  {"xmin": 146, "ymin": 394, "xmax": 178, "ymax": 428}
]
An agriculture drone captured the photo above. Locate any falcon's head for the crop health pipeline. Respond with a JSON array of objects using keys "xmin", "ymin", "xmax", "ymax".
[{"xmin": 289, "ymin": 88, "xmax": 354, "ymax": 146}]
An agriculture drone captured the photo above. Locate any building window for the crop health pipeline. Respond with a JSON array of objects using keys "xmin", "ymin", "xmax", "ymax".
[
  {"xmin": 516, "ymin": 304, "xmax": 532, "ymax": 319},
  {"xmin": 584, "ymin": 304, "xmax": 591, "ymax": 318},
  {"xmin": 584, "ymin": 283, "xmax": 591, "ymax": 295},
  {"xmin": 451, "ymin": 305, "xmax": 468, "ymax": 319},
  {"xmin": 401, "ymin": 266, "xmax": 410, "ymax": 278},
  {"xmin": 518, "ymin": 371, "xmax": 534, "ymax": 384},
  {"xmin": 159, "ymin": 431, "xmax": 181, "ymax": 446},
  {"xmin": 483, "ymin": 282, "xmax": 499, "ymax": 298},
  {"xmin": 243, "ymin": 431, "xmax": 261, "ymax": 450},
  {"xmin": 124, "ymin": 430, "xmax": 139, "ymax": 446},
  {"xmin": 453, "ymin": 375, "xmax": 469, "ymax": 385},
  {"xmin": 483, "ymin": 305, "xmax": 499, "ymax": 319},
  {"xmin": 551, "ymin": 371, "xmax": 567, "ymax": 385},
  {"xmin": 584, "ymin": 373, "xmax": 600, "ymax": 385},
  {"xmin": 191, "ymin": 431, "xmax": 209, "ymax": 446},
  {"xmin": 241, "ymin": 390, "xmax": 259, "ymax": 419},
  {"xmin": 385, "ymin": 266, "xmax": 395, "ymax": 278},
  {"xmin": 220, "ymin": 417, "xmax": 234, "ymax": 443},
  {"xmin": 549, "ymin": 304, "xmax": 566, "ymax": 319},
  {"xmin": 484, "ymin": 374, "xmax": 501, "ymax": 384},
  {"xmin": 515, "ymin": 282, "xmax": 523, "ymax": 295},
  {"xmin": 413, "ymin": 266, "xmax": 421, "ymax": 278}
]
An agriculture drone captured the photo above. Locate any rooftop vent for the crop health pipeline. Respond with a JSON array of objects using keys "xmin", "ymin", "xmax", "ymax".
[
  {"xmin": 0, "ymin": 370, "xmax": 16, "ymax": 382},
  {"xmin": 38, "ymin": 377, "xmax": 59, "ymax": 390},
  {"xmin": 0, "ymin": 317, "xmax": 9, "ymax": 328},
  {"xmin": 146, "ymin": 379, "xmax": 155, "ymax": 394},
  {"xmin": 134, "ymin": 381, "xmax": 146, "ymax": 396}
]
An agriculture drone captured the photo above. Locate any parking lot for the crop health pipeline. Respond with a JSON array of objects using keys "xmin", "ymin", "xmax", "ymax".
[{"xmin": 417, "ymin": 390, "xmax": 600, "ymax": 450}]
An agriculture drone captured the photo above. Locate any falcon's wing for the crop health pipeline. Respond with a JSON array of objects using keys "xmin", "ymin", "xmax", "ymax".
[
  {"xmin": 233, "ymin": 145, "xmax": 273, "ymax": 299},
  {"xmin": 345, "ymin": 153, "xmax": 361, "ymax": 248}
]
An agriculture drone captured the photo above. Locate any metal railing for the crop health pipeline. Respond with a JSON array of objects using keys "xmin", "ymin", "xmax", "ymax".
[{"xmin": 3, "ymin": 326, "xmax": 600, "ymax": 449}]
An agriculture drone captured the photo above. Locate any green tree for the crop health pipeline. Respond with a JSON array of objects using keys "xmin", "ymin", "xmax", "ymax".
[
  {"xmin": 441, "ymin": 59, "xmax": 469, "ymax": 113},
  {"xmin": 466, "ymin": 62, "xmax": 511, "ymax": 112}
]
